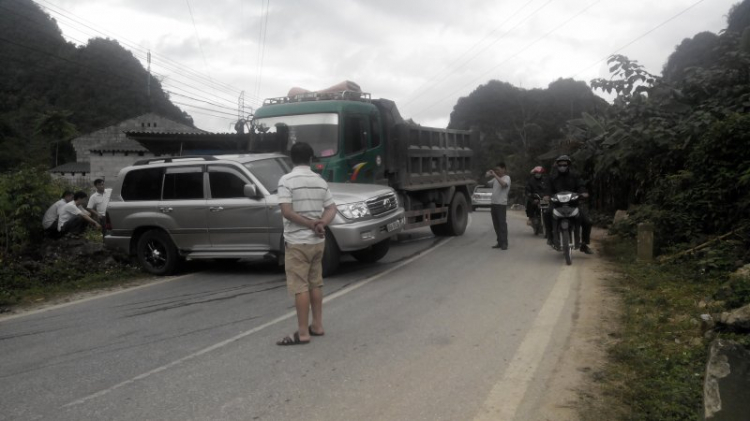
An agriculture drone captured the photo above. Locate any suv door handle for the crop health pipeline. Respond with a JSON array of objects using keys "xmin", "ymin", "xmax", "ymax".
[
  {"xmin": 159, "ymin": 207, "xmax": 173, "ymax": 213},
  {"xmin": 209, "ymin": 206, "xmax": 224, "ymax": 212}
]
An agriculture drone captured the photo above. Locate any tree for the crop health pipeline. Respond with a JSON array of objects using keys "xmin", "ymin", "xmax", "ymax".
[{"xmin": 34, "ymin": 110, "xmax": 77, "ymax": 167}]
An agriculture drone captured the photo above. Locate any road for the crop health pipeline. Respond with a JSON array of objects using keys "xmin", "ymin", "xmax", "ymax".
[{"xmin": 0, "ymin": 209, "xmax": 594, "ymax": 421}]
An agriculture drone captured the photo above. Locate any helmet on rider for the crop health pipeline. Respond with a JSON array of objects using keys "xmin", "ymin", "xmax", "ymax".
[
  {"xmin": 555, "ymin": 155, "xmax": 571, "ymax": 173},
  {"xmin": 530, "ymin": 166, "xmax": 545, "ymax": 174}
]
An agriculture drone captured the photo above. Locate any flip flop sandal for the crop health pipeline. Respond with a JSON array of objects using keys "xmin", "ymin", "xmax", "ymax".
[
  {"xmin": 309, "ymin": 326, "xmax": 325, "ymax": 337},
  {"xmin": 276, "ymin": 332, "xmax": 310, "ymax": 346}
]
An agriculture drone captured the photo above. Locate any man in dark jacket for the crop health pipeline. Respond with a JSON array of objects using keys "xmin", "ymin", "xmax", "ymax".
[
  {"xmin": 525, "ymin": 166, "xmax": 547, "ymax": 224},
  {"xmin": 543, "ymin": 155, "xmax": 593, "ymax": 254}
]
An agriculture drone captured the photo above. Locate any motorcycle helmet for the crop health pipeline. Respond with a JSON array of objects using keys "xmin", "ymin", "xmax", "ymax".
[
  {"xmin": 530, "ymin": 166, "xmax": 545, "ymax": 174},
  {"xmin": 555, "ymin": 155, "xmax": 571, "ymax": 173},
  {"xmin": 555, "ymin": 155, "xmax": 571, "ymax": 165}
]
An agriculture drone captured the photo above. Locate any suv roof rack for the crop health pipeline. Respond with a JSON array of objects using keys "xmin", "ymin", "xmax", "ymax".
[
  {"xmin": 133, "ymin": 155, "xmax": 219, "ymax": 166},
  {"xmin": 263, "ymin": 90, "xmax": 371, "ymax": 105}
]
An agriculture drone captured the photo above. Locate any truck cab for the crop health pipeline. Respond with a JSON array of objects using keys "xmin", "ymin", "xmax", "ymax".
[{"xmin": 252, "ymin": 93, "xmax": 386, "ymax": 185}]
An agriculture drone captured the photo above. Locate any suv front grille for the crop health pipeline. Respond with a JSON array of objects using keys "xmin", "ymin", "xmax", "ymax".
[{"xmin": 366, "ymin": 193, "xmax": 398, "ymax": 217}]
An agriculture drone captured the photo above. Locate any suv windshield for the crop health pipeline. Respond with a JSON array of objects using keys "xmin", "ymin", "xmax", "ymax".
[
  {"xmin": 244, "ymin": 157, "xmax": 293, "ymax": 194},
  {"xmin": 253, "ymin": 113, "xmax": 339, "ymax": 157}
]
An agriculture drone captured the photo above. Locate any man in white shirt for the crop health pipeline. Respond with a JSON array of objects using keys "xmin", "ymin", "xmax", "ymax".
[
  {"xmin": 276, "ymin": 142, "xmax": 337, "ymax": 346},
  {"xmin": 42, "ymin": 190, "xmax": 73, "ymax": 237},
  {"xmin": 486, "ymin": 162, "xmax": 511, "ymax": 250},
  {"xmin": 86, "ymin": 179, "xmax": 111, "ymax": 233},
  {"xmin": 58, "ymin": 191, "xmax": 101, "ymax": 236}
]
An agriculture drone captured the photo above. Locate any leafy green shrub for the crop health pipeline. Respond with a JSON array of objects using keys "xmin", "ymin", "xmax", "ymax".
[{"xmin": 0, "ymin": 165, "xmax": 69, "ymax": 257}]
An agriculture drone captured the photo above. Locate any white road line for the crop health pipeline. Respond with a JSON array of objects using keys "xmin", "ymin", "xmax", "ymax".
[
  {"xmin": 0, "ymin": 275, "xmax": 192, "ymax": 323},
  {"xmin": 63, "ymin": 236, "xmax": 457, "ymax": 408},
  {"xmin": 474, "ymin": 264, "xmax": 577, "ymax": 421}
]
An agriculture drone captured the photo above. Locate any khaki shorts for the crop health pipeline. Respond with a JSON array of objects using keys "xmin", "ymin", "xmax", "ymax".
[{"xmin": 285, "ymin": 242, "xmax": 325, "ymax": 295}]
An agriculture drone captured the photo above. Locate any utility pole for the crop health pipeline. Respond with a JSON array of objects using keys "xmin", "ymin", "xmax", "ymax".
[
  {"xmin": 146, "ymin": 51, "xmax": 152, "ymax": 109},
  {"xmin": 238, "ymin": 91, "xmax": 245, "ymax": 120}
]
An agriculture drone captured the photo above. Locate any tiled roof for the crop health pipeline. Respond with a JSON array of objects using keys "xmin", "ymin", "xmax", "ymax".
[{"xmin": 49, "ymin": 161, "xmax": 91, "ymax": 173}]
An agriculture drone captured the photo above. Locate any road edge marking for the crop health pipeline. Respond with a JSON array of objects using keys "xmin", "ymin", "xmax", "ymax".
[
  {"xmin": 473, "ymin": 264, "xmax": 577, "ymax": 421},
  {"xmin": 0, "ymin": 275, "xmax": 192, "ymax": 323}
]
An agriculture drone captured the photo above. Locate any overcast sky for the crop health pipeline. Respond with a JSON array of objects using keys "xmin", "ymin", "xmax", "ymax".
[{"xmin": 40, "ymin": 0, "xmax": 738, "ymax": 132}]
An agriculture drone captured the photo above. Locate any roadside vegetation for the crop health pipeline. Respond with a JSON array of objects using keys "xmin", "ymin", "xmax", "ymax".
[
  {"xmin": 0, "ymin": 166, "xmax": 143, "ymax": 310},
  {"xmin": 582, "ymin": 231, "xmax": 750, "ymax": 420}
]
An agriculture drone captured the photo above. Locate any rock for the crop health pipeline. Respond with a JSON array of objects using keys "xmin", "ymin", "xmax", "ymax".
[
  {"xmin": 704, "ymin": 339, "xmax": 750, "ymax": 420},
  {"xmin": 720, "ymin": 304, "xmax": 750, "ymax": 330},
  {"xmin": 613, "ymin": 210, "xmax": 629, "ymax": 224},
  {"xmin": 730, "ymin": 264, "xmax": 750, "ymax": 281}
]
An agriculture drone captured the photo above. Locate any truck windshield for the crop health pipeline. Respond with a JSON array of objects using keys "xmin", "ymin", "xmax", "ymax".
[{"xmin": 253, "ymin": 113, "xmax": 339, "ymax": 157}]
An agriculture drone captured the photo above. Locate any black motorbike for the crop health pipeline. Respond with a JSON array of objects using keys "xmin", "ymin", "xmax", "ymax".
[
  {"xmin": 528, "ymin": 194, "xmax": 545, "ymax": 236},
  {"xmin": 550, "ymin": 191, "xmax": 581, "ymax": 265}
]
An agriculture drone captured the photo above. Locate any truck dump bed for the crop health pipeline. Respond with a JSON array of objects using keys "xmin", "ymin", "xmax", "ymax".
[{"xmin": 388, "ymin": 124, "xmax": 478, "ymax": 191}]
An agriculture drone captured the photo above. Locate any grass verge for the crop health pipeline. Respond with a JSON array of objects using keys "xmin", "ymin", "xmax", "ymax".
[
  {"xmin": 0, "ymin": 233, "xmax": 147, "ymax": 310},
  {"xmin": 582, "ymin": 236, "xmax": 750, "ymax": 421}
]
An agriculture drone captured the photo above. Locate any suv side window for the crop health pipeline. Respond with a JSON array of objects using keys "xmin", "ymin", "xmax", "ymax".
[
  {"xmin": 163, "ymin": 166, "xmax": 204, "ymax": 200},
  {"xmin": 122, "ymin": 167, "xmax": 163, "ymax": 201},
  {"xmin": 208, "ymin": 166, "xmax": 249, "ymax": 198}
]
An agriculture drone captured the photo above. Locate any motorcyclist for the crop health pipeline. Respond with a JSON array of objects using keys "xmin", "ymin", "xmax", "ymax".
[
  {"xmin": 524, "ymin": 166, "xmax": 547, "ymax": 226},
  {"xmin": 543, "ymin": 155, "xmax": 594, "ymax": 254}
]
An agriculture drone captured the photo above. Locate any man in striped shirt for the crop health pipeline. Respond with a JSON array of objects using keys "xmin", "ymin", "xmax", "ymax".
[{"xmin": 276, "ymin": 142, "xmax": 337, "ymax": 346}]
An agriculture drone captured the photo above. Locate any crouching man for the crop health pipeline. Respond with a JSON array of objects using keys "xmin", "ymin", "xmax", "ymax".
[{"xmin": 58, "ymin": 191, "xmax": 101, "ymax": 236}]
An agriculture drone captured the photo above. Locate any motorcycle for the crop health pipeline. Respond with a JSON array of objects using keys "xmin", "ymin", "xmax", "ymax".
[
  {"xmin": 550, "ymin": 191, "xmax": 581, "ymax": 265},
  {"xmin": 528, "ymin": 194, "xmax": 545, "ymax": 236}
]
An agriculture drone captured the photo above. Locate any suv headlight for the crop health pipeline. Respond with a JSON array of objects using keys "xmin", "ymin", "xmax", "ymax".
[{"xmin": 338, "ymin": 202, "xmax": 370, "ymax": 220}]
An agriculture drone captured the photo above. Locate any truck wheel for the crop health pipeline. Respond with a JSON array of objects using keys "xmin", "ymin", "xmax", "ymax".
[
  {"xmin": 321, "ymin": 230, "xmax": 340, "ymax": 278},
  {"xmin": 445, "ymin": 192, "xmax": 469, "ymax": 236},
  {"xmin": 350, "ymin": 239, "xmax": 391, "ymax": 263},
  {"xmin": 137, "ymin": 230, "xmax": 179, "ymax": 275}
]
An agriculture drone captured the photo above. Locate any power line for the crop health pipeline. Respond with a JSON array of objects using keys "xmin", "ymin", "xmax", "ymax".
[
  {"xmin": 1, "ymin": 6, "xmax": 244, "ymax": 118},
  {"xmin": 185, "ymin": 0, "xmax": 214, "ymax": 84},
  {"xmin": 171, "ymin": 100, "xmax": 241, "ymax": 117},
  {"xmin": 253, "ymin": 0, "xmax": 271, "ymax": 101},
  {"xmin": 167, "ymin": 91, "xmax": 252, "ymax": 113},
  {"xmin": 401, "ymin": 0, "xmax": 549, "ymax": 106},
  {"xmin": 34, "ymin": 0, "xmax": 245, "ymax": 97},
  {"xmin": 571, "ymin": 0, "xmax": 709, "ymax": 79},
  {"xmin": 412, "ymin": 0, "xmax": 602, "ymax": 120}
]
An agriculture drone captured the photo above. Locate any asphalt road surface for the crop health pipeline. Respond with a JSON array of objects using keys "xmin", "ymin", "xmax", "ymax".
[{"xmin": 0, "ymin": 209, "xmax": 594, "ymax": 421}]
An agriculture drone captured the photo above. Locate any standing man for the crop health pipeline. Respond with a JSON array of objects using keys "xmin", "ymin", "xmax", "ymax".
[
  {"xmin": 58, "ymin": 191, "xmax": 101, "ymax": 236},
  {"xmin": 86, "ymin": 179, "xmax": 111, "ymax": 234},
  {"xmin": 543, "ymin": 155, "xmax": 593, "ymax": 254},
  {"xmin": 276, "ymin": 142, "xmax": 337, "ymax": 346},
  {"xmin": 487, "ymin": 162, "xmax": 511, "ymax": 250},
  {"xmin": 43, "ymin": 190, "xmax": 73, "ymax": 238}
]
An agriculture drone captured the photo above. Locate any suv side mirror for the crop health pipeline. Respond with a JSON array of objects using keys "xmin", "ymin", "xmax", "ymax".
[{"xmin": 244, "ymin": 184, "xmax": 259, "ymax": 198}]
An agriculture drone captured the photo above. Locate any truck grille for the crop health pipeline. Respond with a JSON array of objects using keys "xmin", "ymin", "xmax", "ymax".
[{"xmin": 366, "ymin": 193, "xmax": 398, "ymax": 217}]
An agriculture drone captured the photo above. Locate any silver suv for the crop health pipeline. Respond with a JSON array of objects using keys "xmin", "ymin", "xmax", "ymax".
[{"xmin": 104, "ymin": 154, "xmax": 405, "ymax": 276}]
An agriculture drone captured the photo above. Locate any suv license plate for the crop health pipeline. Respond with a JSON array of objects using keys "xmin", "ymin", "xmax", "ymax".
[{"xmin": 387, "ymin": 220, "xmax": 401, "ymax": 232}]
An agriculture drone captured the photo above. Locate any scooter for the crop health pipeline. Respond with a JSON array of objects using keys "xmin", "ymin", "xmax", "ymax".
[
  {"xmin": 528, "ymin": 194, "xmax": 545, "ymax": 236},
  {"xmin": 550, "ymin": 191, "xmax": 581, "ymax": 265}
]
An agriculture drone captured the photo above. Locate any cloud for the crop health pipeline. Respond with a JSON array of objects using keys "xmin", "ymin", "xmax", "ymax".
[{"xmin": 47, "ymin": 0, "xmax": 738, "ymax": 131}]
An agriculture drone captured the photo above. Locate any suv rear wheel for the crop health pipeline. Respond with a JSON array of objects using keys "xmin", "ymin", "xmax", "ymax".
[{"xmin": 137, "ymin": 230, "xmax": 179, "ymax": 275}]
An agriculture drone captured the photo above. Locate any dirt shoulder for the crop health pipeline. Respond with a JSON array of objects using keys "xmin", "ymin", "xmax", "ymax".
[{"xmin": 531, "ymin": 228, "xmax": 622, "ymax": 420}]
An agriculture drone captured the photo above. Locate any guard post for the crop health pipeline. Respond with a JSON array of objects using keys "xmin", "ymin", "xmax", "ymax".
[{"xmin": 637, "ymin": 222, "xmax": 654, "ymax": 262}]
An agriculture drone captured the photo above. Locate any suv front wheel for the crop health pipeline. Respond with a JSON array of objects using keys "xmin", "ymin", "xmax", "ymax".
[{"xmin": 137, "ymin": 230, "xmax": 179, "ymax": 275}]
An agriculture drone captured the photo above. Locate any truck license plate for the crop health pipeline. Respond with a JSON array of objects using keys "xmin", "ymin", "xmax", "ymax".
[{"xmin": 387, "ymin": 220, "xmax": 401, "ymax": 232}]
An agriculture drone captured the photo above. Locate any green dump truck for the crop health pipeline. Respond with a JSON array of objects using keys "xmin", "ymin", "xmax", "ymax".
[{"xmin": 250, "ymin": 90, "xmax": 478, "ymax": 236}]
